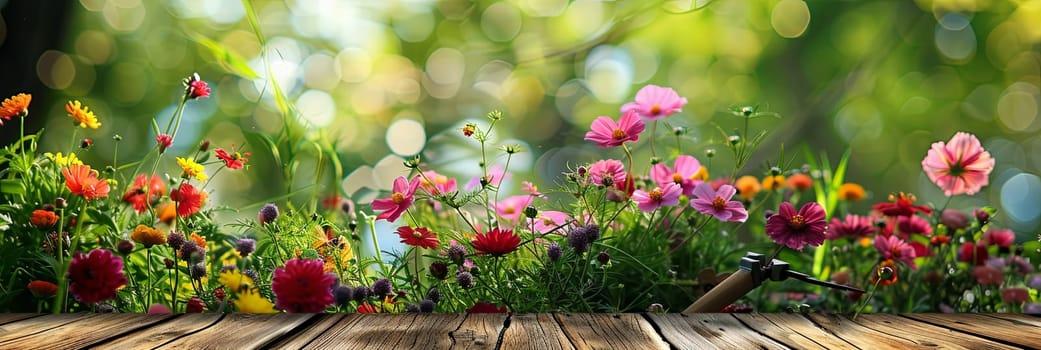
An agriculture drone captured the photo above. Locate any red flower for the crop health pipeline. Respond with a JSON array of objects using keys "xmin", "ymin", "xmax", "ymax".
[
  {"xmin": 171, "ymin": 183, "xmax": 206, "ymax": 217},
  {"xmin": 972, "ymin": 265, "xmax": 1003, "ymax": 285},
  {"xmin": 357, "ymin": 302, "xmax": 378, "ymax": 313},
  {"xmin": 122, "ymin": 174, "xmax": 166, "ymax": 213},
  {"xmin": 67, "ymin": 249, "xmax": 127, "ymax": 304},
  {"xmin": 872, "ymin": 192, "xmax": 931, "ymax": 217},
  {"xmin": 1001, "ymin": 288, "xmax": 1030, "ymax": 303},
  {"xmin": 63, "ymin": 164, "xmax": 110, "ymax": 200},
  {"xmin": 397, "ymin": 226, "xmax": 439, "ymax": 249},
  {"xmin": 271, "ymin": 258, "xmax": 336, "ymax": 313},
  {"xmin": 27, "ymin": 280, "xmax": 57, "ymax": 298},
  {"xmin": 156, "ymin": 134, "xmax": 173, "ymax": 153},
  {"xmin": 186, "ymin": 296, "xmax": 206, "ymax": 313},
  {"xmin": 215, "ymin": 146, "xmax": 250, "ymax": 170},
  {"xmin": 765, "ymin": 202, "xmax": 828, "ymax": 251},
  {"xmin": 467, "ymin": 302, "xmax": 508, "ymax": 313},
  {"xmin": 959, "ymin": 242, "xmax": 988, "ymax": 266},
  {"xmin": 982, "ymin": 229, "xmax": 1015, "ymax": 248},
  {"xmin": 872, "ymin": 260, "xmax": 899, "ymax": 286},
  {"xmin": 30, "ymin": 209, "xmax": 58, "ymax": 228},
  {"xmin": 471, "ymin": 227, "xmax": 520, "ymax": 256},
  {"xmin": 189, "ymin": 79, "xmax": 210, "ymax": 99}
]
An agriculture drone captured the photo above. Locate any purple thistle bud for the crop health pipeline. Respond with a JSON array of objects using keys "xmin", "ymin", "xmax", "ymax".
[
  {"xmin": 258, "ymin": 203, "xmax": 279, "ymax": 225},
  {"xmin": 430, "ymin": 261, "xmax": 448, "ymax": 280},
  {"xmin": 420, "ymin": 299, "xmax": 435, "ymax": 313},
  {"xmin": 447, "ymin": 245, "xmax": 467, "ymax": 264},
  {"xmin": 406, "ymin": 304, "xmax": 421, "ymax": 313},
  {"xmin": 236, "ymin": 238, "xmax": 256, "ymax": 257},
  {"xmin": 547, "ymin": 242, "xmax": 562, "ymax": 261},
  {"xmin": 427, "ymin": 287, "xmax": 440, "ymax": 304},
  {"xmin": 334, "ymin": 285, "xmax": 354, "ymax": 306},
  {"xmin": 117, "ymin": 240, "xmax": 135, "ymax": 255},
  {"xmin": 190, "ymin": 262, "xmax": 207, "ymax": 280},
  {"xmin": 456, "ymin": 271, "xmax": 475, "ymax": 290},
  {"xmin": 352, "ymin": 286, "xmax": 370, "ymax": 302},
  {"xmin": 568, "ymin": 228, "xmax": 589, "ymax": 254},
  {"xmin": 168, "ymin": 231, "xmax": 186, "ymax": 251},
  {"xmin": 371, "ymin": 278, "xmax": 392, "ymax": 297},
  {"xmin": 597, "ymin": 251, "xmax": 611, "ymax": 265}
]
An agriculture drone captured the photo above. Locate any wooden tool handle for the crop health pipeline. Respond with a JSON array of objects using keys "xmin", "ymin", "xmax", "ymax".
[{"xmin": 682, "ymin": 269, "xmax": 755, "ymax": 314}]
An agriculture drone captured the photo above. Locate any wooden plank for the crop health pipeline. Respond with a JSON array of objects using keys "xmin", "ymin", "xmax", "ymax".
[
  {"xmin": 264, "ymin": 314, "xmax": 346, "ymax": 349},
  {"xmin": 983, "ymin": 313, "xmax": 1041, "ymax": 327},
  {"xmin": 158, "ymin": 313, "xmax": 315, "ymax": 350},
  {"xmin": 902, "ymin": 313, "xmax": 1041, "ymax": 348},
  {"xmin": 734, "ymin": 313, "xmax": 855, "ymax": 349},
  {"xmin": 648, "ymin": 313, "xmax": 788, "ymax": 349},
  {"xmin": 0, "ymin": 313, "xmax": 44, "ymax": 326},
  {"xmin": 0, "ymin": 313, "xmax": 174, "ymax": 349},
  {"xmin": 804, "ymin": 313, "xmax": 941, "ymax": 349},
  {"xmin": 0, "ymin": 313, "xmax": 95, "ymax": 344},
  {"xmin": 303, "ymin": 314, "xmax": 467, "ymax": 349},
  {"xmin": 555, "ymin": 313, "xmax": 669, "ymax": 350},
  {"xmin": 450, "ymin": 313, "xmax": 508, "ymax": 349},
  {"xmin": 92, "ymin": 313, "xmax": 223, "ymax": 349},
  {"xmin": 852, "ymin": 314, "xmax": 1018, "ymax": 349},
  {"xmin": 501, "ymin": 313, "xmax": 574, "ymax": 350}
]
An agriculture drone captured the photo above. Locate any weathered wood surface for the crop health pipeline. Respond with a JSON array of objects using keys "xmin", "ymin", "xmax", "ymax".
[{"xmin": 0, "ymin": 313, "xmax": 1036, "ymax": 349}]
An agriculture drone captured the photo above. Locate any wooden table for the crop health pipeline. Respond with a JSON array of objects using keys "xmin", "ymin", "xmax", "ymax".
[{"xmin": 0, "ymin": 313, "xmax": 1036, "ymax": 349}]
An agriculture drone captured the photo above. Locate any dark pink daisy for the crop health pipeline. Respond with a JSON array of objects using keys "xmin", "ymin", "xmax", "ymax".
[
  {"xmin": 587, "ymin": 159, "xmax": 626, "ymax": 188},
  {"xmin": 690, "ymin": 183, "xmax": 748, "ymax": 223},
  {"xmin": 874, "ymin": 234, "xmax": 917, "ymax": 270},
  {"xmin": 620, "ymin": 85, "xmax": 687, "ymax": 120},
  {"xmin": 584, "ymin": 110, "xmax": 645, "ymax": 148},
  {"xmin": 632, "ymin": 183, "xmax": 682, "ymax": 212},
  {"xmin": 371, "ymin": 175, "xmax": 420, "ymax": 222},
  {"xmin": 982, "ymin": 228, "xmax": 1015, "ymax": 248},
  {"xmin": 271, "ymin": 258, "xmax": 336, "ymax": 313},
  {"xmin": 67, "ymin": 249, "xmax": 127, "ymax": 304},
  {"xmin": 825, "ymin": 214, "xmax": 876, "ymax": 240},
  {"xmin": 765, "ymin": 202, "xmax": 827, "ymax": 251}
]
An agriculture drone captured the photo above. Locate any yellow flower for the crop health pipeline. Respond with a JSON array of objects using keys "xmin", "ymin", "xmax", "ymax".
[
  {"xmin": 66, "ymin": 100, "xmax": 100, "ymax": 129},
  {"xmin": 45, "ymin": 152, "xmax": 83, "ymax": 167},
  {"xmin": 130, "ymin": 225, "xmax": 166, "ymax": 248},
  {"xmin": 735, "ymin": 175, "xmax": 761, "ymax": 200},
  {"xmin": 219, "ymin": 269, "xmax": 254, "ymax": 294},
  {"xmin": 692, "ymin": 166, "xmax": 709, "ymax": 182},
  {"xmin": 236, "ymin": 290, "xmax": 278, "ymax": 314},
  {"xmin": 176, "ymin": 157, "xmax": 207, "ymax": 181},
  {"xmin": 762, "ymin": 175, "xmax": 785, "ymax": 191}
]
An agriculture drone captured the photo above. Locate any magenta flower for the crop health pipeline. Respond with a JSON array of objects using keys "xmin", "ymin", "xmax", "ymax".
[
  {"xmin": 621, "ymin": 85, "xmax": 687, "ymax": 120},
  {"xmin": 495, "ymin": 195, "xmax": 534, "ymax": 224},
  {"xmin": 765, "ymin": 202, "xmax": 827, "ymax": 251},
  {"xmin": 271, "ymin": 258, "xmax": 336, "ymax": 313},
  {"xmin": 419, "ymin": 170, "xmax": 457, "ymax": 195},
  {"xmin": 650, "ymin": 155, "xmax": 703, "ymax": 195},
  {"xmin": 982, "ymin": 228, "xmax": 1015, "ymax": 248},
  {"xmin": 67, "ymin": 249, "xmax": 127, "ymax": 304},
  {"xmin": 371, "ymin": 176, "xmax": 420, "ymax": 222},
  {"xmin": 690, "ymin": 183, "xmax": 748, "ymax": 222},
  {"xmin": 874, "ymin": 234, "xmax": 918, "ymax": 270},
  {"xmin": 825, "ymin": 214, "xmax": 876, "ymax": 240},
  {"xmin": 633, "ymin": 183, "xmax": 682, "ymax": 212},
  {"xmin": 921, "ymin": 132, "xmax": 994, "ymax": 196},
  {"xmin": 466, "ymin": 165, "xmax": 510, "ymax": 190},
  {"xmin": 587, "ymin": 159, "xmax": 627, "ymax": 188},
  {"xmin": 532, "ymin": 210, "xmax": 571, "ymax": 234},
  {"xmin": 584, "ymin": 110, "xmax": 645, "ymax": 148}
]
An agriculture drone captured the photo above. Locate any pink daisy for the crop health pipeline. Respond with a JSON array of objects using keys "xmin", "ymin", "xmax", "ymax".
[
  {"xmin": 587, "ymin": 159, "xmax": 627, "ymax": 188},
  {"xmin": 419, "ymin": 170, "xmax": 457, "ymax": 195},
  {"xmin": 982, "ymin": 228, "xmax": 1015, "ymax": 248},
  {"xmin": 633, "ymin": 183, "xmax": 682, "ymax": 212},
  {"xmin": 921, "ymin": 132, "xmax": 995, "ymax": 196},
  {"xmin": 495, "ymin": 195, "xmax": 534, "ymax": 224},
  {"xmin": 825, "ymin": 214, "xmax": 877, "ymax": 240},
  {"xmin": 372, "ymin": 176, "xmax": 420, "ymax": 222},
  {"xmin": 874, "ymin": 234, "xmax": 918, "ymax": 270},
  {"xmin": 584, "ymin": 110, "xmax": 645, "ymax": 148},
  {"xmin": 532, "ymin": 210, "xmax": 571, "ymax": 234},
  {"xmin": 620, "ymin": 85, "xmax": 687, "ymax": 120},
  {"xmin": 690, "ymin": 183, "xmax": 748, "ymax": 223},
  {"xmin": 650, "ymin": 155, "xmax": 703, "ymax": 195},
  {"xmin": 466, "ymin": 165, "xmax": 510, "ymax": 190},
  {"xmin": 765, "ymin": 202, "xmax": 827, "ymax": 251}
]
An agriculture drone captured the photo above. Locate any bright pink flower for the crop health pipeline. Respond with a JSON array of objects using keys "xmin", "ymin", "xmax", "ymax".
[
  {"xmin": 271, "ymin": 258, "xmax": 335, "ymax": 313},
  {"xmin": 420, "ymin": 170, "xmax": 457, "ymax": 195},
  {"xmin": 584, "ymin": 110, "xmax": 645, "ymax": 148},
  {"xmin": 650, "ymin": 155, "xmax": 703, "ymax": 195},
  {"xmin": 825, "ymin": 214, "xmax": 877, "ymax": 240},
  {"xmin": 587, "ymin": 159, "xmax": 626, "ymax": 188},
  {"xmin": 896, "ymin": 214, "xmax": 932, "ymax": 237},
  {"xmin": 371, "ymin": 176, "xmax": 420, "ymax": 222},
  {"xmin": 156, "ymin": 134, "xmax": 173, "ymax": 153},
  {"xmin": 495, "ymin": 195, "xmax": 534, "ymax": 224},
  {"xmin": 765, "ymin": 202, "xmax": 827, "ymax": 251},
  {"xmin": 621, "ymin": 85, "xmax": 687, "ymax": 120},
  {"xmin": 982, "ymin": 228, "xmax": 1015, "ymax": 248},
  {"xmin": 67, "ymin": 249, "xmax": 127, "ymax": 304},
  {"xmin": 188, "ymin": 79, "xmax": 211, "ymax": 99},
  {"xmin": 633, "ymin": 183, "xmax": 682, "ymax": 212},
  {"xmin": 921, "ymin": 132, "xmax": 994, "ymax": 196},
  {"xmin": 466, "ymin": 165, "xmax": 510, "ymax": 190},
  {"xmin": 874, "ymin": 234, "xmax": 918, "ymax": 270},
  {"xmin": 690, "ymin": 183, "xmax": 748, "ymax": 222},
  {"xmin": 521, "ymin": 181, "xmax": 546, "ymax": 198},
  {"xmin": 531, "ymin": 210, "xmax": 571, "ymax": 234}
]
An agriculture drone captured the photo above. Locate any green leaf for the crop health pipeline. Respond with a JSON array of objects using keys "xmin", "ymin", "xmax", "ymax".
[
  {"xmin": 0, "ymin": 179, "xmax": 25, "ymax": 196},
  {"xmin": 87, "ymin": 207, "xmax": 119, "ymax": 233},
  {"xmin": 188, "ymin": 32, "xmax": 260, "ymax": 79}
]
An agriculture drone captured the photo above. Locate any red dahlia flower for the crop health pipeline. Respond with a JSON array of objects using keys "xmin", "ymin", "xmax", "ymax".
[
  {"xmin": 271, "ymin": 258, "xmax": 336, "ymax": 313},
  {"xmin": 471, "ymin": 227, "xmax": 520, "ymax": 256},
  {"xmin": 67, "ymin": 249, "xmax": 127, "ymax": 304}
]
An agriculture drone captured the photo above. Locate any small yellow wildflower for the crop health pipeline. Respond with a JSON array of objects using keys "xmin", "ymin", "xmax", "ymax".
[
  {"xmin": 235, "ymin": 290, "xmax": 278, "ymax": 314},
  {"xmin": 66, "ymin": 100, "xmax": 101, "ymax": 129},
  {"xmin": 176, "ymin": 157, "xmax": 207, "ymax": 181},
  {"xmin": 44, "ymin": 152, "xmax": 83, "ymax": 167},
  {"xmin": 762, "ymin": 175, "xmax": 785, "ymax": 191},
  {"xmin": 219, "ymin": 269, "xmax": 255, "ymax": 294}
]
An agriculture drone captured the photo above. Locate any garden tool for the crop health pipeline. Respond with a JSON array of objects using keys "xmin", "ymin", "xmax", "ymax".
[{"xmin": 682, "ymin": 252, "xmax": 864, "ymax": 314}]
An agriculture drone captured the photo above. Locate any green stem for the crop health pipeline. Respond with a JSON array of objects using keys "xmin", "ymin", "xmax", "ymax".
[{"xmin": 366, "ymin": 216, "xmax": 385, "ymax": 273}]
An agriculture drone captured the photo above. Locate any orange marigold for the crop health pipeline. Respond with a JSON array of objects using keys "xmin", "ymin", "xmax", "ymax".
[
  {"xmin": 0, "ymin": 93, "xmax": 31, "ymax": 122},
  {"xmin": 156, "ymin": 202, "xmax": 177, "ymax": 224},
  {"xmin": 190, "ymin": 233, "xmax": 207, "ymax": 249},
  {"xmin": 787, "ymin": 173, "xmax": 813, "ymax": 191},
  {"xmin": 66, "ymin": 100, "xmax": 101, "ymax": 129},
  {"xmin": 838, "ymin": 183, "xmax": 866, "ymax": 201},
  {"xmin": 130, "ymin": 225, "xmax": 167, "ymax": 248},
  {"xmin": 30, "ymin": 209, "xmax": 59, "ymax": 228},
  {"xmin": 735, "ymin": 175, "xmax": 761, "ymax": 200},
  {"xmin": 761, "ymin": 175, "xmax": 785, "ymax": 191}
]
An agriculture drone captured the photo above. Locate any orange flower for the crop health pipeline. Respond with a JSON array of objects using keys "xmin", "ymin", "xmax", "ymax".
[
  {"xmin": 735, "ymin": 175, "xmax": 761, "ymax": 200},
  {"xmin": 786, "ymin": 173, "xmax": 813, "ymax": 191},
  {"xmin": 62, "ymin": 164, "xmax": 110, "ymax": 200},
  {"xmin": 27, "ymin": 280, "xmax": 58, "ymax": 298},
  {"xmin": 66, "ymin": 100, "xmax": 101, "ymax": 129},
  {"xmin": 156, "ymin": 202, "xmax": 177, "ymax": 224},
  {"xmin": 761, "ymin": 175, "xmax": 785, "ymax": 191},
  {"xmin": 189, "ymin": 233, "xmax": 207, "ymax": 249},
  {"xmin": 131, "ymin": 225, "xmax": 167, "ymax": 248},
  {"xmin": 30, "ymin": 209, "xmax": 59, "ymax": 228},
  {"xmin": 838, "ymin": 183, "xmax": 866, "ymax": 201},
  {"xmin": 171, "ymin": 183, "xmax": 206, "ymax": 217},
  {"xmin": 0, "ymin": 93, "xmax": 31, "ymax": 122},
  {"xmin": 872, "ymin": 260, "xmax": 898, "ymax": 286}
]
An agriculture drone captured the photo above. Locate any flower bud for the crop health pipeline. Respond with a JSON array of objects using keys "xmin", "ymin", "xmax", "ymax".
[
  {"xmin": 80, "ymin": 138, "xmax": 93, "ymax": 149},
  {"xmin": 117, "ymin": 240, "xmax": 135, "ymax": 255},
  {"xmin": 597, "ymin": 251, "xmax": 611, "ymax": 265},
  {"xmin": 523, "ymin": 205, "xmax": 538, "ymax": 219}
]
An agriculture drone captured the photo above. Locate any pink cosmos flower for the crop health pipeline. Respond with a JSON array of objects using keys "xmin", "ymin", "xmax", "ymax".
[
  {"xmin": 825, "ymin": 214, "xmax": 877, "ymax": 240},
  {"xmin": 650, "ymin": 155, "xmax": 703, "ymax": 195},
  {"xmin": 633, "ymin": 183, "xmax": 682, "ymax": 212},
  {"xmin": 765, "ymin": 202, "xmax": 827, "ymax": 251},
  {"xmin": 420, "ymin": 170, "xmax": 457, "ymax": 195},
  {"xmin": 874, "ymin": 234, "xmax": 918, "ymax": 270},
  {"xmin": 895, "ymin": 214, "xmax": 932, "ymax": 237},
  {"xmin": 584, "ymin": 110, "xmax": 645, "ymax": 148},
  {"xmin": 690, "ymin": 183, "xmax": 748, "ymax": 223},
  {"xmin": 921, "ymin": 132, "xmax": 995, "ymax": 196},
  {"xmin": 532, "ymin": 210, "xmax": 571, "ymax": 234},
  {"xmin": 495, "ymin": 195, "xmax": 534, "ymax": 224},
  {"xmin": 371, "ymin": 176, "xmax": 420, "ymax": 222},
  {"xmin": 620, "ymin": 85, "xmax": 687, "ymax": 120},
  {"xmin": 466, "ymin": 165, "xmax": 510, "ymax": 190},
  {"xmin": 587, "ymin": 159, "xmax": 626, "ymax": 188},
  {"xmin": 521, "ymin": 181, "xmax": 546, "ymax": 198}
]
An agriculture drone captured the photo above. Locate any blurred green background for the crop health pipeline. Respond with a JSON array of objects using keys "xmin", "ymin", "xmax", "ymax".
[{"xmin": 2, "ymin": 0, "xmax": 1039, "ymax": 237}]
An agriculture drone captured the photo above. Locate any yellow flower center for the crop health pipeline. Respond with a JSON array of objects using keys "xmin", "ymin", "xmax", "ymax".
[
  {"xmin": 789, "ymin": 214, "xmax": 806, "ymax": 230},
  {"xmin": 650, "ymin": 104, "xmax": 662, "ymax": 115},
  {"xmin": 413, "ymin": 231, "xmax": 424, "ymax": 238},
  {"xmin": 391, "ymin": 192, "xmax": 405, "ymax": 204},
  {"xmin": 712, "ymin": 197, "xmax": 726, "ymax": 211},
  {"xmin": 649, "ymin": 188, "xmax": 663, "ymax": 202},
  {"xmin": 672, "ymin": 173, "xmax": 683, "ymax": 183},
  {"xmin": 611, "ymin": 128, "xmax": 627, "ymax": 140}
]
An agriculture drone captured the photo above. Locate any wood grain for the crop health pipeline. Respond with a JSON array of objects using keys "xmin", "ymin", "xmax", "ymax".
[
  {"xmin": 157, "ymin": 313, "xmax": 315, "ymax": 350},
  {"xmin": 804, "ymin": 313, "xmax": 940, "ymax": 349},
  {"xmin": 734, "ymin": 313, "xmax": 856, "ymax": 349},
  {"xmin": 902, "ymin": 313, "xmax": 1041, "ymax": 348},
  {"xmin": 555, "ymin": 313, "xmax": 669, "ymax": 350},
  {"xmin": 303, "ymin": 313, "xmax": 467, "ymax": 349},
  {"xmin": 851, "ymin": 313, "xmax": 1018, "ymax": 349},
  {"xmin": 93, "ymin": 313, "xmax": 223, "ymax": 349},
  {"xmin": 450, "ymin": 313, "xmax": 508, "ymax": 349},
  {"xmin": 264, "ymin": 314, "xmax": 346, "ymax": 349},
  {"xmin": 649, "ymin": 313, "xmax": 788, "ymax": 349},
  {"xmin": 0, "ymin": 313, "xmax": 95, "ymax": 344},
  {"xmin": 0, "ymin": 313, "xmax": 173, "ymax": 349},
  {"xmin": 0, "ymin": 313, "xmax": 44, "ymax": 325},
  {"xmin": 501, "ymin": 314, "xmax": 574, "ymax": 350}
]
